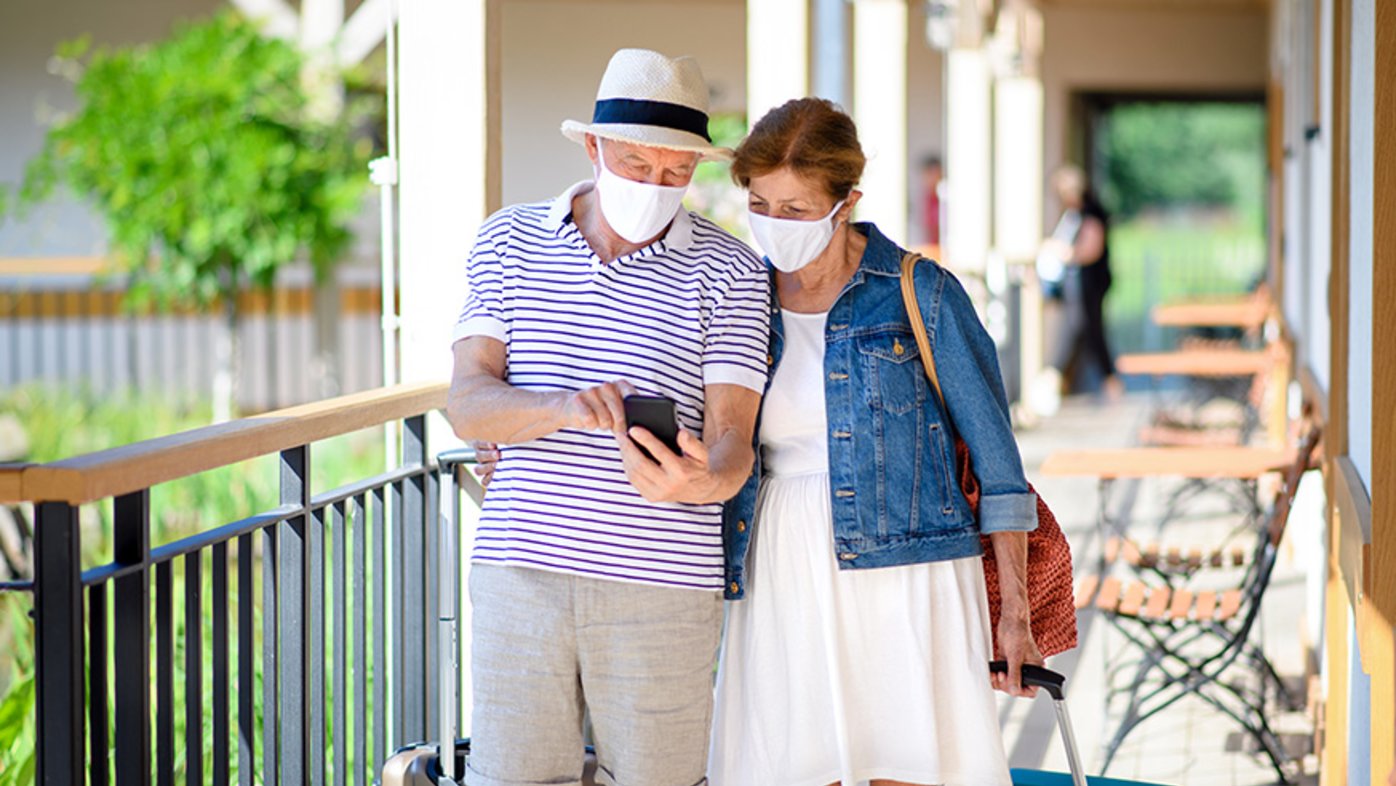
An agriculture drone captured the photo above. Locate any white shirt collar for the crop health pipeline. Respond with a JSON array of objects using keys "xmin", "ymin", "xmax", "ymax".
[{"xmin": 545, "ymin": 179, "xmax": 694, "ymax": 251}]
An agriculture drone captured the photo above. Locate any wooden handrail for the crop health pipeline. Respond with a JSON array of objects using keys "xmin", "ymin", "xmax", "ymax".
[{"xmin": 3, "ymin": 382, "xmax": 448, "ymax": 505}]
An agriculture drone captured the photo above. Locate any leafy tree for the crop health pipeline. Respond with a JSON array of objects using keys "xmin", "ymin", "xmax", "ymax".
[
  {"xmin": 1096, "ymin": 102, "xmax": 1265, "ymax": 224},
  {"xmin": 3, "ymin": 10, "xmax": 371, "ymax": 419}
]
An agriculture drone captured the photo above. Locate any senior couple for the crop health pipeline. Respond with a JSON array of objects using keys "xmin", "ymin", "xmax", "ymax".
[{"xmin": 445, "ymin": 48, "xmax": 1042, "ymax": 786}]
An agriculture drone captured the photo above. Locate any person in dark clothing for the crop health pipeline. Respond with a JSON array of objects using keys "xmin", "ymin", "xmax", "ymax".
[{"xmin": 1029, "ymin": 165, "xmax": 1122, "ymax": 416}]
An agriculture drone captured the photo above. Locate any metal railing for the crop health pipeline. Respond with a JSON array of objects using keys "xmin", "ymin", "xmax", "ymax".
[{"xmin": 0, "ymin": 381, "xmax": 458, "ymax": 785}]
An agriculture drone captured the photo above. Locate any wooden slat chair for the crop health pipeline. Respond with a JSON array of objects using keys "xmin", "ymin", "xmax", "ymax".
[
  {"xmin": 1098, "ymin": 533, "xmax": 1253, "ymax": 584},
  {"xmin": 1073, "ymin": 425, "xmax": 1321, "ymax": 785},
  {"xmin": 1121, "ymin": 343, "xmax": 1282, "ymax": 451},
  {"xmin": 1040, "ymin": 445, "xmax": 1293, "ymax": 545}
]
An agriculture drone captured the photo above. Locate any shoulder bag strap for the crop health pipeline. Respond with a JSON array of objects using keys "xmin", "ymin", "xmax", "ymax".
[{"xmin": 899, "ymin": 251, "xmax": 944, "ymax": 407}]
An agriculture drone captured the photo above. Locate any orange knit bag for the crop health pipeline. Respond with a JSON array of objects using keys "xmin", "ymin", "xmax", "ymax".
[{"xmin": 900, "ymin": 253, "xmax": 1078, "ymax": 659}]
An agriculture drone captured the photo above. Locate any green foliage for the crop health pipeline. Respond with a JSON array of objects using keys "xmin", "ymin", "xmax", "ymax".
[
  {"xmin": 0, "ymin": 600, "xmax": 35, "ymax": 786},
  {"xmin": 686, "ymin": 112, "xmax": 749, "ymax": 237},
  {"xmin": 6, "ymin": 10, "xmax": 370, "ymax": 310},
  {"xmin": 1104, "ymin": 221, "xmax": 1267, "ymax": 354},
  {"xmin": 0, "ymin": 384, "xmax": 390, "ymax": 784},
  {"xmin": 1096, "ymin": 102, "xmax": 1266, "ymax": 224}
]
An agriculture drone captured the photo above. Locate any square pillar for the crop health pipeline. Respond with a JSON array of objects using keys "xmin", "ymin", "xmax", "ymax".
[
  {"xmin": 747, "ymin": 0, "xmax": 810, "ymax": 126},
  {"xmin": 852, "ymin": 0, "xmax": 909, "ymax": 245}
]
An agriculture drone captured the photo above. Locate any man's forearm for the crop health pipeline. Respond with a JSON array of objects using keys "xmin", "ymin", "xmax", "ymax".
[
  {"xmin": 684, "ymin": 429, "xmax": 754, "ymax": 504},
  {"xmin": 447, "ymin": 375, "xmax": 567, "ymax": 444}
]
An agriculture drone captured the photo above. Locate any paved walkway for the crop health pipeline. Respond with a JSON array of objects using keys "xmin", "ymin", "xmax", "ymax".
[{"xmin": 998, "ymin": 392, "xmax": 1321, "ymax": 786}]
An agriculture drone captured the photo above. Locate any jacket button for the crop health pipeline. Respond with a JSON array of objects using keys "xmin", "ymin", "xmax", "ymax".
[
  {"xmin": 730, "ymin": 581, "xmax": 740, "ymax": 593},
  {"xmin": 832, "ymin": 429, "xmax": 851, "ymax": 439},
  {"xmin": 893, "ymin": 339, "xmax": 905, "ymax": 355},
  {"xmin": 828, "ymin": 371, "xmax": 849, "ymax": 381},
  {"xmin": 839, "ymin": 552, "xmax": 858, "ymax": 561},
  {"xmin": 766, "ymin": 353, "xmax": 774, "ymax": 366},
  {"xmin": 737, "ymin": 519, "xmax": 747, "ymax": 532},
  {"xmin": 835, "ymin": 489, "xmax": 856, "ymax": 498}
]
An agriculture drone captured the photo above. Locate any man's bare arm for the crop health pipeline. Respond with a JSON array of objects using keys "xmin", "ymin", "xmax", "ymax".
[{"xmin": 446, "ymin": 337, "xmax": 631, "ymax": 444}]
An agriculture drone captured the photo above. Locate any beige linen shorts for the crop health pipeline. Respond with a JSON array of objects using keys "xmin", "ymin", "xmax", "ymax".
[{"xmin": 464, "ymin": 563, "xmax": 723, "ymax": 786}]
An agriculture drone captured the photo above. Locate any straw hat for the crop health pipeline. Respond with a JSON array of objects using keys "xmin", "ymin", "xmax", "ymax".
[{"xmin": 562, "ymin": 48, "xmax": 732, "ymax": 162}]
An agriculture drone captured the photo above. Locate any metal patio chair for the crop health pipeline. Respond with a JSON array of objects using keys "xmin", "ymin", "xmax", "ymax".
[{"xmin": 1074, "ymin": 425, "xmax": 1321, "ymax": 784}]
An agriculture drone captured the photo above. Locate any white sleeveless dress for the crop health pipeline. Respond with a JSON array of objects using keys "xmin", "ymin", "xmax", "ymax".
[{"xmin": 708, "ymin": 309, "xmax": 1013, "ymax": 786}]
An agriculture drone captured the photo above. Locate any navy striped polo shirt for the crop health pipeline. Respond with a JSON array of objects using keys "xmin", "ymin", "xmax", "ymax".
[{"xmin": 453, "ymin": 181, "xmax": 771, "ymax": 590}]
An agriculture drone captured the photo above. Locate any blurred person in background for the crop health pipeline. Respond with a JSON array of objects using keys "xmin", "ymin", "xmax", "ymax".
[
  {"xmin": 919, "ymin": 154, "xmax": 943, "ymax": 248},
  {"xmin": 1029, "ymin": 164, "xmax": 1123, "ymax": 416}
]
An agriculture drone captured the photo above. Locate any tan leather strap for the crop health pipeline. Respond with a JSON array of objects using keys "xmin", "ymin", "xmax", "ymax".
[{"xmin": 899, "ymin": 251, "xmax": 945, "ymax": 408}]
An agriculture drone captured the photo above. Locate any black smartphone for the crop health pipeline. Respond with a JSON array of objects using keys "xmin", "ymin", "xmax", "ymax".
[{"xmin": 622, "ymin": 395, "xmax": 682, "ymax": 460}]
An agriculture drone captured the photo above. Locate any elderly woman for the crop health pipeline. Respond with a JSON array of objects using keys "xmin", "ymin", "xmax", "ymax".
[{"xmin": 707, "ymin": 98, "xmax": 1041, "ymax": 786}]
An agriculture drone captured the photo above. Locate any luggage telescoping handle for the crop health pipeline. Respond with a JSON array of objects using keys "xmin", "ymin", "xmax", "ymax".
[
  {"xmin": 437, "ymin": 447, "xmax": 478, "ymax": 784},
  {"xmin": 989, "ymin": 662, "xmax": 1088, "ymax": 786}
]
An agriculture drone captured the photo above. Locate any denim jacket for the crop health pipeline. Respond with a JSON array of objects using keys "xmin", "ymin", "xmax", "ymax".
[{"xmin": 723, "ymin": 223, "xmax": 1038, "ymax": 599}]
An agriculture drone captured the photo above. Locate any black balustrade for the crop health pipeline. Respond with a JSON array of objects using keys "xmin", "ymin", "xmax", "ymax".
[{"xmin": 2, "ymin": 400, "xmax": 456, "ymax": 786}]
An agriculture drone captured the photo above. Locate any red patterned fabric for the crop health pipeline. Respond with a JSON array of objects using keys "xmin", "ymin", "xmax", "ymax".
[{"xmin": 954, "ymin": 439, "xmax": 1078, "ymax": 659}]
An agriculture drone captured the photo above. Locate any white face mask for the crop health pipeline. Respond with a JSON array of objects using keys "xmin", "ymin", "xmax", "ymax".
[
  {"xmin": 747, "ymin": 200, "xmax": 846, "ymax": 273},
  {"xmin": 593, "ymin": 139, "xmax": 689, "ymax": 244}
]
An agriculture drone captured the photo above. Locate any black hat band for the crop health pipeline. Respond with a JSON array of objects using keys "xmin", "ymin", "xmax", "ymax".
[{"xmin": 592, "ymin": 98, "xmax": 712, "ymax": 143}]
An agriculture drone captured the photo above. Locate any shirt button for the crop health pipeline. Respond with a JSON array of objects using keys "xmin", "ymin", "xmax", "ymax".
[
  {"xmin": 737, "ymin": 519, "xmax": 747, "ymax": 532},
  {"xmin": 730, "ymin": 581, "xmax": 741, "ymax": 593}
]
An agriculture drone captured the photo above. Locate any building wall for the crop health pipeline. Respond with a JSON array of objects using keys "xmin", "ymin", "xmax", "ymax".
[
  {"xmin": 1348, "ymin": 0, "xmax": 1373, "ymax": 489},
  {"xmin": 498, "ymin": 0, "xmax": 747, "ymax": 208},
  {"xmin": 0, "ymin": 0, "xmax": 223, "ymax": 256},
  {"xmin": 905, "ymin": 0, "xmax": 945, "ymax": 248},
  {"xmin": 1039, "ymin": 2, "xmax": 1270, "ymax": 220}
]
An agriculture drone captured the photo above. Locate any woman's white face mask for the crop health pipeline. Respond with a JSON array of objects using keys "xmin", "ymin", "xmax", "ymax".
[
  {"xmin": 747, "ymin": 200, "xmax": 846, "ymax": 273},
  {"xmin": 593, "ymin": 139, "xmax": 689, "ymax": 244}
]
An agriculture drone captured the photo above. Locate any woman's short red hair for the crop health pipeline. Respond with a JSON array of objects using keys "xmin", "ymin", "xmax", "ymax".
[{"xmin": 731, "ymin": 97, "xmax": 866, "ymax": 200}]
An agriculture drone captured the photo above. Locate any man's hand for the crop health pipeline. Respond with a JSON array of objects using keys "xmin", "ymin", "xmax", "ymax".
[
  {"xmin": 611, "ymin": 384, "xmax": 759, "ymax": 505},
  {"xmin": 558, "ymin": 380, "xmax": 634, "ymax": 433},
  {"xmin": 616, "ymin": 427, "xmax": 719, "ymax": 503}
]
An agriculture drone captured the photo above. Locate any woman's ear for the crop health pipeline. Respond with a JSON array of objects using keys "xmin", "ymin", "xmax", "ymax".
[{"xmin": 838, "ymin": 190, "xmax": 863, "ymax": 222}]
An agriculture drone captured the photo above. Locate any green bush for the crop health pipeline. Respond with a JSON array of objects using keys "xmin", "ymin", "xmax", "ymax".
[{"xmin": 0, "ymin": 385, "xmax": 389, "ymax": 785}]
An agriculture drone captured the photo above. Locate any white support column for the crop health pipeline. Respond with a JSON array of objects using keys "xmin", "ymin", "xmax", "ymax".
[
  {"xmin": 397, "ymin": 0, "xmax": 499, "ymax": 734},
  {"xmin": 852, "ymin": 0, "xmax": 909, "ymax": 244},
  {"xmin": 747, "ymin": 0, "xmax": 809, "ymax": 126},
  {"xmin": 398, "ymin": 0, "xmax": 500, "ymax": 395},
  {"xmin": 993, "ymin": 74, "xmax": 1043, "ymax": 401},
  {"xmin": 992, "ymin": 78, "xmax": 1042, "ymax": 264},
  {"xmin": 944, "ymin": 46, "xmax": 992, "ymax": 274}
]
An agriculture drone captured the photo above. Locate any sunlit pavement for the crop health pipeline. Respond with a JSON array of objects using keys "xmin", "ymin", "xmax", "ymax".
[{"xmin": 1002, "ymin": 392, "xmax": 1320, "ymax": 786}]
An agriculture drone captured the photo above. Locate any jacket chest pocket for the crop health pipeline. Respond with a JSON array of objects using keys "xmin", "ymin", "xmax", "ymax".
[{"xmin": 857, "ymin": 334, "xmax": 927, "ymax": 415}]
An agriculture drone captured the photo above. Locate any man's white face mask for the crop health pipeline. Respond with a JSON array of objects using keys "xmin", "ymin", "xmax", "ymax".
[
  {"xmin": 593, "ymin": 139, "xmax": 689, "ymax": 244},
  {"xmin": 747, "ymin": 200, "xmax": 846, "ymax": 273}
]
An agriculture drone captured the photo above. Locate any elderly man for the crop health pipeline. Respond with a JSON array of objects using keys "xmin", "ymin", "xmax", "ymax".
[{"xmin": 446, "ymin": 49, "xmax": 769, "ymax": 786}]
